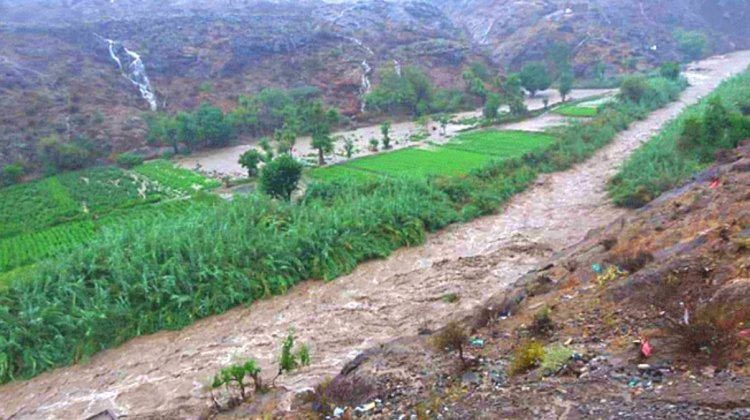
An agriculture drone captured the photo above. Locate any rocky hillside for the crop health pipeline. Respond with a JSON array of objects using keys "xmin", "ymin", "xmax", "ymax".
[
  {"xmin": 1, "ymin": 0, "xmax": 749, "ymax": 167},
  {"xmin": 279, "ymin": 141, "xmax": 750, "ymax": 419}
]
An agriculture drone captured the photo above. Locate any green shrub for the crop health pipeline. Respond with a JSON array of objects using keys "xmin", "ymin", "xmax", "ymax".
[
  {"xmin": 619, "ymin": 76, "xmax": 649, "ymax": 103},
  {"xmin": 660, "ymin": 62, "xmax": 681, "ymax": 80},
  {"xmin": 541, "ymin": 345, "xmax": 574, "ymax": 375},
  {"xmin": 510, "ymin": 340, "xmax": 545, "ymax": 375},
  {"xmin": 115, "ymin": 152, "xmax": 144, "ymax": 169},
  {"xmin": 610, "ymin": 68, "xmax": 750, "ymax": 207},
  {"xmin": 37, "ymin": 135, "xmax": 91, "ymax": 173},
  {"xmin": 674, "ymin": 29, "xmax": 708, "ymax": 61},
  {"xmin": 1, "ymin": 164, "xmax": 24, "ymax": 186},
  {"xmin": 260, "ymin": 154, "xmax": 303, "ymax": 201}
]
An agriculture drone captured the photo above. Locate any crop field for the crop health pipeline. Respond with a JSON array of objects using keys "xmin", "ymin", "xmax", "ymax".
[
  {"xmin": 309, "ymin": 164, "xmax": 376, "ymax": 182},
  {"xmin": 0, "ymin": 162, "xmax": 217, "ymax": 277},
  {"xmin": 442, "ymin": 130, "xmax": 556, "ymax": 157},
  {"xmin": 554, "ymin": 104, "xmax": 598, "ymax": 117},
  {"xmin": 133, "ymin": 159, "xmax": 221, "ymax": 191},
  {"xmin": 344, "ymin": 147, "xmax": 494, "ymax": 178},
  {"xmin": 310, "ymin": 130, "xmax": 557, "ymax": 180}
]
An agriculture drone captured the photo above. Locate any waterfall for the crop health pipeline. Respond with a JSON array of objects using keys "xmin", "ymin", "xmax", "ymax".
[
  {"xmin": 393, "ymin": 59, "xmax": 402, "ymax": 77},
  {"xmin": 122, "ymin": 48, "xmax": 158, "ymax": 111},
  {"xmin": 97, "ymin": 35, "xmax": 158, "ymax": 111},
  {"xmin": 360, "ymin": 60, "xmax": 372, "ymax": 113}
]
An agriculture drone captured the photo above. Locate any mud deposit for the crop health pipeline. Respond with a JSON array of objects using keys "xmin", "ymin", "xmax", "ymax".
[{"xmin": 2, "ymin": 52, "xmax": 750, "ymax": 419}]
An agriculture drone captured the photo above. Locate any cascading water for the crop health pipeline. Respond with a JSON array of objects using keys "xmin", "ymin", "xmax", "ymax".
[
  {"xmin": 360, "ymin": 60, "xmax": 372, "ymax": 113},
  {"xmin": 393, "ymin": 59, "xmax": 402, "ymax": 77},
  {"xmin": 97, "ymin": 35, "xmax": 158, "ymax": 111}
]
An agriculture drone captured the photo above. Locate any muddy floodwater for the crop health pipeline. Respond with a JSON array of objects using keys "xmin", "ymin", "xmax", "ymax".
[
  {"xmin": 2, "ymin": 51, "xmax": 750, "ymax": 419},
  {"xmin": 176, "ymin": 89, "xmax": 613, "ymax": 178}
]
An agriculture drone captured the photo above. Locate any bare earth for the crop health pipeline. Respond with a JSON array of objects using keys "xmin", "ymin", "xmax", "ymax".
[
  {"xmin": 2, "ymin": 52, "xmax": 750, "ymax": 419},
  {"xmin": 175, "ymin": 89, "xmax": 613, "ymax": 178}
]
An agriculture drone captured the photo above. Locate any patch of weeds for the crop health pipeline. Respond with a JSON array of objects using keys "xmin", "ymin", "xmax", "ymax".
[
  {"xmin": 541, "ymin": 345, "xmax": 574, "ymax": 376},
  {"xmin": 531, "ymin": 305, "xmax": 555, "ymax": 337},
  {"xmin": 431, "ymin": 321, "xmax": 469, "ymax": 367},
  {"xmin": 596, "ymin": 265, "xmax": 627, "ymax": 288},
  {"xmin": 207, "ymin": 359, "xmax": 263, "ymax": 411},
  {"xmin": 442, "ymin": 293, "xmax": 460, "ymax": 303},
  {"xmin": 510, "ymin": 340, "xmax": 545, "ymax": 375}
]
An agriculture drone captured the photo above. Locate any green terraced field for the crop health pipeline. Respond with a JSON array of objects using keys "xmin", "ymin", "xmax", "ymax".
[
  {"xmin": 442, "ymin": 130, "xmax": 556, "ymax": 157},
  {"xmin": 0, "ymin": 161, "xmax": 217, "ymax": 278},
  {"xmin": 345, "ymin": 147, "xmax": 494, "ymax": 178},
  {"xmin": 554, "ymin": 104, "xmax": 599, "ymax": 117},
  {"xmin": 309, "ymin": 164, "xmax": 376, "ymax": 182},
  {"xmin": 133, "ymin": 159, "xmax": 221, "ymax": 191}
]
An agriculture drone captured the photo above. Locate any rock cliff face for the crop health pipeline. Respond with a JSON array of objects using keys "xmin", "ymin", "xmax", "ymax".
[{"xmin": 0, "ymin": 0, "xmax": 749, "ymax": 167}]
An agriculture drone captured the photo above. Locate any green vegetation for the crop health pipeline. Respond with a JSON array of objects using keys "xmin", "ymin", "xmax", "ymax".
[
  {"xmin": 510, "ymin": 340, "xmax": 545, "ymax": 375},
  {"xmin": 239, "ymin": 149, "xmax": 263, "ymax": 177},
  {"xmin": 0, "ymin": 73, "xmax": 686, "ymax": 384},
  {"xmin": 259, "ymin": 154, "xmax": 303, "ymax": 201},
  {"xmin": 674, "ymin": 29, "xmax": 708, "ymax": 61},
  {"xmin": 115, "ymin": 152, "xmax": 144, "ymax": 169},
  {"xmin": 520, "ymin": 62, "xmax": 552, "ymax": 97},
  {"xmin": 366, "ymin": 66, "xmax": 477, "ymax": 117},
  {"xmin": 344, "ymin": 148, "xmax": 493, "ymax": 178},
  {"xmin": 442, "ymin": 130, "xmax": 555, "ymax": 157},
  {"xmin": 133, "ymin": 160, "xmax": 221, "ymax": 191},
  {"xmin": 555, "ymin": 104, "xmax": 598, "ymax": 117},
  {"xmin": 0, "ymin": 162, "xmax": 217, "ymax": 276},
  {"xmin": 610, "ymin": 67, "xmax": 750, "ymax": 207},
  {"xmin": 1, "ymin": 164, "xmax": 24, "ymax": 186},
  {"xmin": 541, "ymin": 345, "xmax": 574, "ymax": 375}
]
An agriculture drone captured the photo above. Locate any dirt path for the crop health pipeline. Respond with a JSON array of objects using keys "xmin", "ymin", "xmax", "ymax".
[
  {"xmin": 2, "ymin": 52, "xmax": 750, "ymax": 420},
  {"xmin": 175, "ymin": 89, "xmax": 613, "ymax": 178}
]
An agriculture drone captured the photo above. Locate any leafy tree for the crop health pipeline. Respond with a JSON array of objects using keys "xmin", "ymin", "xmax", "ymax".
[
  {"xmin": 369, "ymin": 138, "xmax": 379, "ymax": 151},
  {"xmin": 260, "ymin": 154, "xmax": 302, "ymax": 201},
  {"xmin": 273, "ymin": 125, "xmax": 297, "ymax": 156},
  {"xmin": 558, "ymin": 70, "xmax": 574, "ymax": 102},
  {"xmin": 660, "ymin": 62, "xmax": 681, "ymax": 80},
  {"xmin": 194, "ymin": 103, "xmax": 234, "ymax": 148},
  {"xmin": 520, "ymin": 62, "xmax": 552, "ymax": 97},
  {"xmin": 674, "ymin": 29, "xmax": 708, "ymax": 61},
  {"xmin": 37, "ymin": 135, "xmax": 90, "ymax": 172},
  {"xmin": 146, "ymin": 114, "xmax": 180, "ymax": 154},
  {"xmin": 1, "ymin": 163, "xmax": 24, "ymax": 186},
  {"xmin": 483, "ymin": 92, "xmax": 502, "ymax": 120},
  {"xmin": 435, "ymin": 114, "xmax": 450, "ymax": 135},
  {"xmin": 259, "ymin": 137, "xmax": 274, "ymax": 162},
  {"xmin": 238, "ymin": 149, "xmax": 263, "ymax": 177},
  {"xmin": 175, "ymin": 111, "xmax": 199, "ymax": 152},
  {"xmin": 228, "ymin": 95, "xmax": 260, "ymax": 135},
  {"xmin": 462, "ymin": 68, "xmax": 488, "ymax": 99},
  {"xmin": 343, "ymin": 137, "xmax": 355, "ymax": 159},
  {"xmin": 365, "ymin": 66, "xmax": 435, "ymax": 116},
  {"xmin": 312, "ymin": 134, "xmax": 334, "ymax": 166},
  {"xmin": 381, "ymin": 120, "xmax": 392, "ymax": 149},
  {"xmin": 619, "ymin": 76, "xmax": 648, "ymax": 103},
  {"xmin": 592, "ymin": 61, "xmax": 607, "ymax": 82}
]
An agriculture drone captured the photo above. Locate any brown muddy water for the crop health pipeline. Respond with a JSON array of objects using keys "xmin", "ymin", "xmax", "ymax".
[{"xmin": 2, "ymin": 51, "xmax": 750, "ymax": 419}]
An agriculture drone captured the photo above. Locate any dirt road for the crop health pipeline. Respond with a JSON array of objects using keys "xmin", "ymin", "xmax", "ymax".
[{"xmin": 1, "ymin": 52, "xmax": 749, "ymax": 419}]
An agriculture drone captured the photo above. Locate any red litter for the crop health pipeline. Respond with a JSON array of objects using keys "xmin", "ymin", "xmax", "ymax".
[
  {"xmin": 709, "ymin": 179, "xmax": 721, "ymax": 189},
  {"xmin": 641, "ymin": 340, "xmax": 653, "ymax": 358},
  {"xmin": 739, "ymin": 329, "xmax": 750, "ymax": 338}
]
